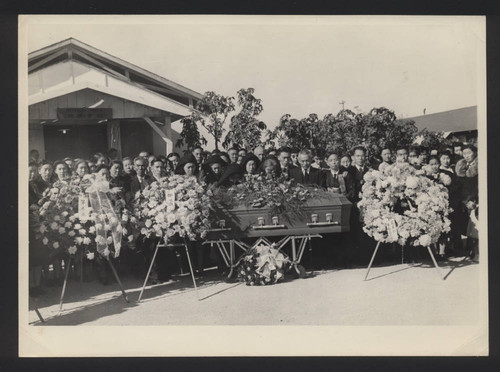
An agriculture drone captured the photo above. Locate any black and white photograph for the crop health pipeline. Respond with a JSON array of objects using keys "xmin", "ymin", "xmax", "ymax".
[{"xmin": 19, "ymin": 15, "xmax": 487, "ymax": 356}]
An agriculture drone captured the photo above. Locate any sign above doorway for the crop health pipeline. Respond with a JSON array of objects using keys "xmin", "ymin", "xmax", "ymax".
[{"xmin": 57, "ymin": 108, "xmax": 112, "ymax": 121}]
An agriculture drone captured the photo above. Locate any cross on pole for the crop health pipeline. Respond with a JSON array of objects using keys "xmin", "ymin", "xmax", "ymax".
[{"xmin": 339, "ymin": 100, "xmax": 346, "ymax": 110}]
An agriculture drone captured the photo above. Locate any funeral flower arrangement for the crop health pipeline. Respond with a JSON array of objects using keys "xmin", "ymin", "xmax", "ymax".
[
  {"xmin": 132, "ymin": 175, "xmax": 212, "ymax": 241},
  {"xmin": 238, "ymin": 242, "xmax": 290, "ymax": 286},
  {"xmin": 213, "ymin": 174, "xmax": 329, "ymax": 220},
  {"xmin": 35, "ymin": 175, "xmax": 132, "ymax": 259},
  {"xmin": 358, "ymin": 163, "xmax": 451, "ymax": 247},
  {"xmin": 421, "ymin": 165, "xmax": 453, "ymax": 186}
]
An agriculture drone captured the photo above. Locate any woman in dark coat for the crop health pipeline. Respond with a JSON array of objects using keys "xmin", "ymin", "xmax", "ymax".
[
  {"xmin": 258, "ymin": 156, "xmax": 282, "ymax": 179},
  {"xmin": 241, "ymin": 153, "xmax": 260, "ymax": 176},
  {"xmin": 455, "ymin": 144, "xmax": 479, "ymax": 258},
  {"xmin": 204, "ymin": 155, "xmax": 227, "ymax": 186},
  {"xmin": 31, "ymin": 161, "xmax": 53, "ymax": 204},
  {"xmin": 217, "ymin": 163, "xmax": 244, "ymax": 188}
]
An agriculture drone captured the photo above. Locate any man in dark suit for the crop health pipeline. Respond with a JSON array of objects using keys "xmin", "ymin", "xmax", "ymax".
[
  {"xmin": 348, "ymin": 146, "xmax": 370, "ymax": 203},
  {"xmin": 347, "ymin": 146, "xmax": 373, "ymax": 264},
  {"xmin": 277, "ymin": 147, "xmax": 297, "ymax": 180},
  {"xmin": 324, "ymin": 152, "xmax": 354, "ymax": 201},
  {"xmin": 149, "ymin": 157, "xmax": 166, "ymax": 184},
  {"xmin": 128, "ymin": 156, "xmax": 152, "ymax": 200},
  {"xmin": 289, "ymin": 149, "xmax": 325, "ymax": 188},
  {"xmin": 318, "ymin": 152, "xmax": 355, "ymax": 268}
]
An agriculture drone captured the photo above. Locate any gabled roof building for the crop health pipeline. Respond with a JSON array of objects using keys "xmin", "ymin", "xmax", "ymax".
[
  {"xmin": 407, "ymin": 106, "xmax": 477, "ymax": 144},
  {"xmin": 28, "ymin": 38, "xmax": 202, "ymax": 160}
]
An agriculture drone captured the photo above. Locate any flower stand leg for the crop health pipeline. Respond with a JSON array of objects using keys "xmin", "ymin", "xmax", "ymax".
[
  {"xmin": 184, "ymin": 241, "xmax": 200, "ymax": 301},
  {"xmin": 34, "ymin": 307, "xmax": 45, "ymax": 323},
  {"xmin": 59, "ymin": 256, "xmax": 72, "ymax": 312},
  {"xmin": 290, "ymin": 237, "xmax": 307, "ymax": 278},
  {"xmin": 79, "ymin": 249, "xmax": 84, "ymax": 292},
  {"xmin": 29, "ymin": 295, "xmax": 45, "ymax": 323},
  {"xmin": 106, "ymin": 256, "xmax": 129, "ymax": 302},
  {"xmin": 228, "ymin": 240, "xmax": 235, "ymax": 279},
  {"xmin": 426, "ymin": 245, "xmax": 445, "ymax": 280},
  {"xmin": 364, "ymin": 241, "xmax": 381, "ymax": 281},
  {"xmin": 137, "ymin": 241, "xmax": 160, "ymax": 302}
]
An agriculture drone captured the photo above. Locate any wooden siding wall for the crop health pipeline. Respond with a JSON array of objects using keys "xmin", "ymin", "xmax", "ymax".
[
  {"xmin": 29, "ymin": 122, "xmax": 45, "ymax": 159},
  {"xmin": 29, "ymin": 88, "xmax": 168, "ymax": 120}
]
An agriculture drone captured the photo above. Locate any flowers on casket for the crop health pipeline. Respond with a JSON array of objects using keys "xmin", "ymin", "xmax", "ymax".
[
  {"xmin": 132, "ymin": 175, "xmax": 211, "ymax": 241},
  {"xmin": 213, "ymin": 173, "xmax": 327, "ymax": 221},
  {"xmin": 358, "ymin": 163, "xmax": 451, "ymax": 247},
  {"xmin": 34, "ymin": 175, "xmax": 133, "ymax": 259},
  {"xmin": 238, "ymin": 242, "xmax": 291, "ymax": 286}
]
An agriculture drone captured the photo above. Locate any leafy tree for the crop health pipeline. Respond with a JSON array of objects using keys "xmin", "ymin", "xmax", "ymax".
[
  {"xmin": 269, "ymin": 107, "xmax": 419, "ymax": 164},
  {"xmin": 176, "ymin": 116, "xmax": 207, "ymax": 151},
  {"xmin": 177, "ymin": 91, "xmax": 235, "ymax": 151},
  {"xmin": 223, "ymin": 88, "xmax": 267, "ymax": 150},
  {"xmin": 385, "ymin": 118, "xmax": 419, "ymax": 151},
  {"xmin": 411, "ymin": 128, "xmax": 452, "ymax": 150}
]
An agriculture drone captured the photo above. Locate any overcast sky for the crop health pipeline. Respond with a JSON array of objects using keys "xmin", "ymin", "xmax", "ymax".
[{"xmin": 25, "ymin": 15, "xmax": 484, "ymax": 130}]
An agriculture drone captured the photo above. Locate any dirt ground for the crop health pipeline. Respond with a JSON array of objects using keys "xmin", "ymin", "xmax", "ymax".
[{"xmin": 28, "ymin": 256, "xmax": 482, "ymax": 326}]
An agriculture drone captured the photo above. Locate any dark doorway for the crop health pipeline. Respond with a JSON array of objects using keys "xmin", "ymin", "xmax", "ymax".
[
  {"xmin": 120, "ymin": 120, "xmax": 154, "ymax": 157},
  {"xmin": 43, "ymin": 124, "xmax": 108, "ymax": 161}
]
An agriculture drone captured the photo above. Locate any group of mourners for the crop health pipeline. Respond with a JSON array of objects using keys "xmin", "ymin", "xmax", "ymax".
[{"xmin": 27, "ymin": 140, "xmax": 479, "ymax": 296}]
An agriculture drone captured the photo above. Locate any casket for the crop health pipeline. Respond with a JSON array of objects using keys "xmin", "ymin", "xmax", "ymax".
[{"xmin": 207, "ymin": 193, "xmax": 352, "ymax": 239}]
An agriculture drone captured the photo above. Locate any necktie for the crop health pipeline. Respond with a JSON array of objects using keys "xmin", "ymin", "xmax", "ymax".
[{"xmin": 304, "ymin": 170, "xmax": 309, "ymax": 183}]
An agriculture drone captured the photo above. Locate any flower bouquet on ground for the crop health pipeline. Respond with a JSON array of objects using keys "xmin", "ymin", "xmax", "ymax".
[
  {"xmin": 238, "ymin": 242, "xmax": 291, "ymax": 286},
  {"xmin": 131, "ymin": 175, "xmax": 212, "ymax": 242},
  {"xmin": 34, "ymin": 174, "xmax": 133, "ymax": 261},
  {"xmin": 358, "ymin": 163, "xmax": 451, "ymax": 248}
]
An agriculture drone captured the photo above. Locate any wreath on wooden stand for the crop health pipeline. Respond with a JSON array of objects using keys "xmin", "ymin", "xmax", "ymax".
[
  {"xmin": 358, "ymin": 163, "xmax": 451, "ymax": 252},
  {"xmin": 358, "ymin": 163, "xmax": 452, "ymax": 280}
]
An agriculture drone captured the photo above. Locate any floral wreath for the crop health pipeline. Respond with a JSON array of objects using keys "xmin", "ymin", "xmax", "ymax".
[
  {"xmin": 35, "ymin": 174, "xmax": 133, "ymax": 260},
  {"xmin": 132, "ymin": 175, "xmax": 212, "ymax": 241},
  {"xmin": 357, "ymin": 163, "xmax": 451, "ymax": 247},
  {"xmin": 238, "ymin": 242, "xmax": 290, "ymax": 286}
]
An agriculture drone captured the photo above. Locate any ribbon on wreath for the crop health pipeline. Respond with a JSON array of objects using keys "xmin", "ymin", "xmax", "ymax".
[
  {"xmin": 86, "ymin": 175, "xmax": 123, "ymax": 258},
  {"xmin": 254, "ymin": 244, "xmax": 287, "ymax": 281}
]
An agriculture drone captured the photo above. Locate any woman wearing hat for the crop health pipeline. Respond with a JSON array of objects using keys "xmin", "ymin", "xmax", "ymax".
[
  {"xmin": 241, "ymin": 153, "xmax": 260, "ymax": 176},
  {"xmin": 217, "ymin": 163, "xmax": 244, "ymax": 188},
  {"xmin": 204, "ymin": 155, "xmax": 227, "ymax": 186},
  {"xmin": 175, "ymin": 154, "xmax": 199, "ymax": 177}
]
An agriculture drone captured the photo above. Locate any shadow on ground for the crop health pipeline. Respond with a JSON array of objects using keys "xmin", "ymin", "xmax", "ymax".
[{"xmin": 31, "ymin": 270, "xmax": 229, "ymax": 325}]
